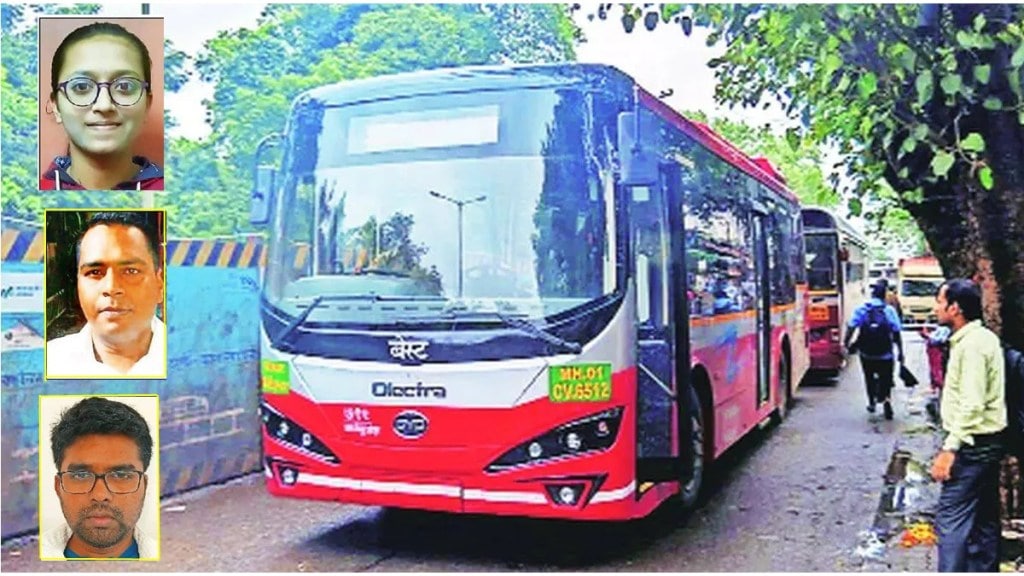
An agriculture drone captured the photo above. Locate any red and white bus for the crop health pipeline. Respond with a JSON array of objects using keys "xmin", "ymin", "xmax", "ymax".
[
  {"xmin": 250, "ymin": 64, "xmax": 810, "ymax": 521},
  {"xmin": 801, "ymin": 207, "xmax": 868, "ymax": 376}
]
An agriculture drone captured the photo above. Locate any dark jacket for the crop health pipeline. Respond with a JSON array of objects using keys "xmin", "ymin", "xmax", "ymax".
[{"xmin": 39, "ymin": 156, "xmax": 164, "ymax": 190}]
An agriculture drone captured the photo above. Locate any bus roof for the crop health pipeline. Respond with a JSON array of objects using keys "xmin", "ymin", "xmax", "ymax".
[
  {"xmin": 800, "ymin": 207, "xmax": 868, "ymax": 248},
  {"xmin": 296, "ymin": 63, "xmax": 801, "ymax": 206},
  {"xmin": 301, "ymin": 63, "xmax": 630, "ymax": 107}
]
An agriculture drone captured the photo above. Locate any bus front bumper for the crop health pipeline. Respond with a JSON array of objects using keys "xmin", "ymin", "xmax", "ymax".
[{"xmin": 261, "ymin": 444, "xmax": 652, "ymax": 521}]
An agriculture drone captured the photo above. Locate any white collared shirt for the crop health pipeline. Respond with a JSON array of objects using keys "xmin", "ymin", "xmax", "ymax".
[
  {"xmin": 46, "ymin": 317, "xmax": 166, "ymax": 378},
  {"xmin": 40, "ymin": 522, "xmax": 159, "ymax": 560}
]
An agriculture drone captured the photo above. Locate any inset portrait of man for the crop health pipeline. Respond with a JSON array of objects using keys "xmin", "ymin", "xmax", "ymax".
[
  {"xmin": 38, "ymin": 16, "xmax": 164, "ymax": 191},
  {"xmin": 44, "ymin": 210, "xmax": 166, "ymax": 379},
  {"xmin": 39, "ymin": 395, "xmax": 160, "ymax": 560}
]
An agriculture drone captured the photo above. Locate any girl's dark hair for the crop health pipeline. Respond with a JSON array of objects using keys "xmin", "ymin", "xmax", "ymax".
[
  {"xmin": 50, "ymin": 22, "xmax": 152, "ymax": 99},
  {"xmin": 941, "ymin": 278, "xmax": 983, "ymax": 321},
  {"xmin": 51, "ymin": 397, "xmax": 153, "ymax": 471}
]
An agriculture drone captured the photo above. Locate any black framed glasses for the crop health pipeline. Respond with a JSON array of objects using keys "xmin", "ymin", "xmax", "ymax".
[
  {"xmin": 57, "ymin": 76, "xmax": 149, "ymax": 107},
  {"xmin": 57, "ymin": 470, "xmax": 144, "ymax": 494}
]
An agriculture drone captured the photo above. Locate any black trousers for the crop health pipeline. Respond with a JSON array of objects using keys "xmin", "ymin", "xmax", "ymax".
[
  {"xmin": 936, "ymin": 440, "xmax": 1004, "ymax": 572},
  {"xmin": 859, "ymin": 356, "xmax": 894, "ymax": 403}
]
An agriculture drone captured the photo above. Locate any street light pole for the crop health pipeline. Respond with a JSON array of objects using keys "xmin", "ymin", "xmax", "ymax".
[
  {"xmin": 428, "ymin": 190, "xmax": 487, "ymax": 298},
  {"xmin": 457, "ymin": 201, "xmax": 464, "ymax": 297}
]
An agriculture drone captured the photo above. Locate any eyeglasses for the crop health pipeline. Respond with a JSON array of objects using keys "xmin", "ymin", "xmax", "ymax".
[
  {"xmin": 57, "ymin": 77, "xmax": 149, "ymax": 107},
  {"xmin": 58, "ymin": 470, "xmax": 143, "ymax": 494}
]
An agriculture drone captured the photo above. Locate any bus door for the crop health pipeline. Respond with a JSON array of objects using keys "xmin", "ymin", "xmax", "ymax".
[
  {"xmin": 628, "ymin": 163, "xmax": 690, "ymax": 484},
  {"xmin": 752, "ymin": 209, "xmax": 771, "ymax": 407}
]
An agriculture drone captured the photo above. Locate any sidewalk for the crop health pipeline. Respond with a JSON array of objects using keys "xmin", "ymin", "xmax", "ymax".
[
  {"xmin": 851, "ymin": 355, "xmax": 1024, "ymax": 572},
  {"xmin": 853, "ymin": 382, "xmax": 942, "ymax": 571}
]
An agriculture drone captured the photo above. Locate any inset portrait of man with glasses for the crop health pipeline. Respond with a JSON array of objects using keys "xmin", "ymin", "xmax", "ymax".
[
  {"xmin": 38, "ymin": 17, "xmax": 164, "ymax": 191},
  {"xmin": 38, "ymin": 395, "xmax": 160, "ymax": 560}
]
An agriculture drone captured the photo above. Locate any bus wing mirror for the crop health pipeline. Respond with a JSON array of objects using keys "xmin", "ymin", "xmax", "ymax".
[
  {"xmin": 618, "ymin": 111, "xmax": 659, "ymax": 187},
  {"xmin": 250, "ymin": 166, "xmax": 276, "ymax": 226}
]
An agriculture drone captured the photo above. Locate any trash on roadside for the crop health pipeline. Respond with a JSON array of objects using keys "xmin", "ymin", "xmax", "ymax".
[
  {"xmin": 904, "ymin": 469, "xmax": 926, "ymax": 484},
  {"xmin": 854, "ymin": 529, "xmax": 887, "ymax": 562},
  {"xmin": 162, "ymin": 503, "xmax": 187, "ymax": 513},
  {"xmin": 899, "ymin": 521, "xmax": 937, "ymax": 547},
  {"xmin": 9, "ymin": 550, "xmax": 21, "ymax": 557}
]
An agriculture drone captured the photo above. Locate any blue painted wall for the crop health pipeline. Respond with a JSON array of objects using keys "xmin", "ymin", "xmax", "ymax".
[{"xmin": 1, "ymin": 250, "xmax": 263, "ymax": 538}]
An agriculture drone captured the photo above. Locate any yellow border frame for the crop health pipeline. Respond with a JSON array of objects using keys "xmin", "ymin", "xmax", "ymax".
[
  {"xmin": 42, "ymin": 208, "xmax": 169, "ymax": 380},
  {"xmin": 37, "ymin": 393, "xmax": 162, "ymax": 562}
]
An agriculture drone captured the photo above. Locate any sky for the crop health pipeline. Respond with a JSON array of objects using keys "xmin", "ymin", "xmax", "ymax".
[
  {"xmin": 71, "ymin": 3, "xmax": 872, "ymax": 244},
  {"xmin": 87, "ymin": 3, "xmax": 792, "ymax": 141}
]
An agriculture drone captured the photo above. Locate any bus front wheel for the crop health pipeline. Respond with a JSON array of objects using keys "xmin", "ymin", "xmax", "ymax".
[{"xmin": 678, "ymin": 386, "xmax": 706, "ymax": 509}]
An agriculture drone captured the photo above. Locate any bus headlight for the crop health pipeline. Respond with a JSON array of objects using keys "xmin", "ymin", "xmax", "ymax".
[
  {"xmin": 259, "ymin": 401, "xmax": 339, "ymax": 464},
  {"xmin": 565, "ymin": 432, "xmax": 582, "ymax": 451},
  {"xmin": 528, "ymin": 442, "xmax": 543, "ymax": 459},
  {"xmin": 485, "ymin": 407, "xmax": 623, "ymax": 473}
]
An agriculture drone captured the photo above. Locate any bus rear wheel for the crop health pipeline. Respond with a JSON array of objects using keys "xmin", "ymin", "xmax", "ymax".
[{"xmin": 678, "ymin": 386, "xmax": 706, "ymax": 509}]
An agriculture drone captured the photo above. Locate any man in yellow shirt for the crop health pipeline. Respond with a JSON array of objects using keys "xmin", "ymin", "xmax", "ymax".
[{"xmin": 930, "ymin": 279, "xmax": 1006, "ymax": 572}]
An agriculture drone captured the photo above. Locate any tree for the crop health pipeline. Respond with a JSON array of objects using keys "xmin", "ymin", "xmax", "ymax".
[
  {"xmin": 685, "ymin": 111, "xmax": 838, "ymax": 208},
  {"xmin": 180, "ymin": 4, "xmax": 580, "ymax": 238},
  {"xmin": 602, "ymin": 4, "xmax": 1024, "ymax": 348},
  {"xmin": 1, "ymin": 4, "xmax": 172, "ymax": 221},
  {"xmin": 691, "ymin": 112, "xmax": 927, "ymax": 259}
]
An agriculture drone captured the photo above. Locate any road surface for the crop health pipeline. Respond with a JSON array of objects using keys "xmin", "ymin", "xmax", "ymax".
[{"xmin": 3, "ymin": 335, "xmax": 932, "ymax": 572}]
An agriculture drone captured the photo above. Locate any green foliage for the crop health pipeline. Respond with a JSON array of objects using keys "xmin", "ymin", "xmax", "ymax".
[
  {"xmin": 171, "ymin": 3, "xmax": 578, "ymax": 238},
  {"xmin": 616, "ymin": 5, "xmax": 1023, "ymax": 211},
  {"xmin": 691, "ymin": 114, "xmax": 839, "ymax": 208},
  {"xmin": 1, "ymin": 4, "xmax": 579, "ymax": 238},
  {"xmin": 860, "ymin": 183, "xmax": 927, "ymax": 258},
  {"xmin": 978, "ymin": 166, "xmax": 995, "ymax": 190},
  {"xmin": 1, "ymin": 3, "xmax": 103, "ymax": 221},
  {"xmin": 164, "ymin": 39, "xmax": 190, "ymax": 92}
]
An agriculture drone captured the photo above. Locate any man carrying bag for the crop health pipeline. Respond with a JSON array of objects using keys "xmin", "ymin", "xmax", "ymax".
[{"xmin": 844, "ymin": 279, "xmax": 905, "ymax": 419}]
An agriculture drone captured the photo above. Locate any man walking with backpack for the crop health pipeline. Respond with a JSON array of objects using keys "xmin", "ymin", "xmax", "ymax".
[
  {"xmin": 844, "ymin": 279, "xmax": 905, "ymax": 419},
  {"xmin": 930, "ymin": 279, "xmax": 1006, "ymax": 572}
]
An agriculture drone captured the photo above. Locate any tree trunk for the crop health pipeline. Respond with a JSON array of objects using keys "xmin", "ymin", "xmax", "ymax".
[
  {"xmin": 891, "ymin": 3, "xmax": 1024, "ymax": 526},
  {"xmin": 893, "ymin": 4, "xmax": 1024, "ymax": 351}
]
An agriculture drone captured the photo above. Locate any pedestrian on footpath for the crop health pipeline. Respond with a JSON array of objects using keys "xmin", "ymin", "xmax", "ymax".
[
  {"xmin": 884, "ymin": 279, "xmax": 904, "ymax": 325},
  {"xmin": 922, "ymin": 323, "xmax": 952, "ymax": 423},
  {"xmin": 844, "ymin": 279, "xmax": 905, "ymax": 419},
  {"xmin": 930, "ymin": 278, "xmax": 1007, "ymax": 573}
]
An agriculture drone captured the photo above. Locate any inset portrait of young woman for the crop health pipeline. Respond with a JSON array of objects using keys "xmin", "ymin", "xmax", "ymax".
[{"xmin": 39, "ymin": 18, "xmax": 164, "ymax": 191}]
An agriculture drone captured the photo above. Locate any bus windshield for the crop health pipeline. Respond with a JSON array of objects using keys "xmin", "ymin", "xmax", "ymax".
[
  {"xmin": 804, "ymin": 233, "xmax": 838, "ymax": 291},
  {"xmin": 264, "ymin": 88, "xmax": 619, "ymax": 329}
]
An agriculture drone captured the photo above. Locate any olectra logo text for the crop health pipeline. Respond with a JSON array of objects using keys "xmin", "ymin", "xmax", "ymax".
[{"xmin": 371, "ymin": 381, "xmax": 447, "ymax": 399}]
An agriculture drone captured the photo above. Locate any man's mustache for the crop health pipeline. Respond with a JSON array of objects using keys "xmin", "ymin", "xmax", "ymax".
[{"xmin": 78, "ymin": 504, "xmax": 125, "ymax": 521}]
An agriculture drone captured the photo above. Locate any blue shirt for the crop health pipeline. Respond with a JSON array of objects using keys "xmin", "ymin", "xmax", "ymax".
[
  {"xmin": 64, "ymin": 538, "xmax": 139, "ymax": 559},
  {"xmin": 848, "ymin": 298, "xmax": 902, "ymax": 359}
]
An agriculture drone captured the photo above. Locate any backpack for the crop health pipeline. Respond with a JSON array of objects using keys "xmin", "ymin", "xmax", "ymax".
[
  {"xmin": 856, "ymin": 305, "xmax": 894, "ymax": 358},
  {"xmin": 1004, "ymin": 347, "xmax": 1024, "ymax": 458}
]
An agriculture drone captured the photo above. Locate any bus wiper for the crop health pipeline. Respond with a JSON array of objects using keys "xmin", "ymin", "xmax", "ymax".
[
  {"xmin": 450, "ymin": 311, "xmax": 582, "ymax": 354},
  {"xmin": 273, "ymin": 295, "xmax": 328, "ymax": 349},
  {"xmin": 273, "ymin": 294, "xmax": 398, "ymax": 348}
]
